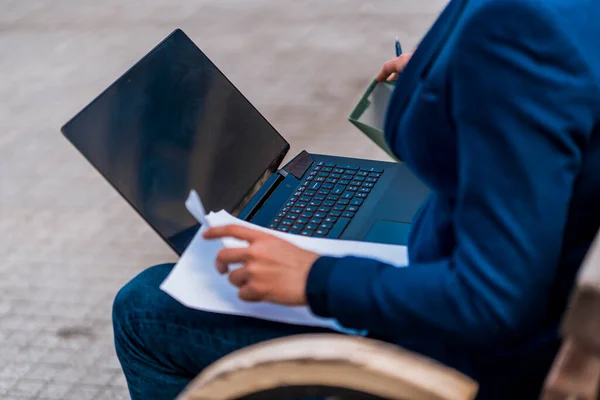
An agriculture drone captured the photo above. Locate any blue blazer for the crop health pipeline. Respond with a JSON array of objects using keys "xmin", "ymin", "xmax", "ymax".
[{"xmin": 306, "ymin": 0, "xmax": 600, "ymax": 397}]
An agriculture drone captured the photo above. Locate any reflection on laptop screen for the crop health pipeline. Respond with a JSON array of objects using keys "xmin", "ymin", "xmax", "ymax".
[{"xmin": 62, "ymin": 30, "xmax": 288, "ymax": 254}]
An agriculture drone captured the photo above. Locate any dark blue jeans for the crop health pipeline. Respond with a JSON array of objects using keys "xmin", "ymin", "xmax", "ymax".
[
  {"xmin": 112, "ymin": 264, "xmax": 335, "ymax": 400},
  {"xmin": 112, "ymin": 264, "xmax": 551, "ymax": 400}
]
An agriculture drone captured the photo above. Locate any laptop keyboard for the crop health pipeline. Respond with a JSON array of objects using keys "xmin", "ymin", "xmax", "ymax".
[{"xmin": 268, "ymin": 161, "xmax": 383, "ymax": 238}]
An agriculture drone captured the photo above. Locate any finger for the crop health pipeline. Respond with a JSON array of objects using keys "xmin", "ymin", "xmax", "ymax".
[
  {"xmin": 376, "ymin": 58, "xmax": 401, "ymax": 82},
  {"xmin": 386, "ymin": 72, "xmax": 398, "ymax": 81},
  {"xmin": 204, "ymin": 225, "xmax": 269, "ymax": 243},
  {"xmin": 228, "ymin": 267, "xmax": 250, "ymax": 288},
  {"xmin": 376, "ymin": 54, "xmax": 413, "ymax": 82},
  {"xmin": 217, "ymin": 247, "xmax": 252, "ymax": 266},
  {"xmin": 238, "ymin": 283, "xmax": 264, "ymax": 302}
]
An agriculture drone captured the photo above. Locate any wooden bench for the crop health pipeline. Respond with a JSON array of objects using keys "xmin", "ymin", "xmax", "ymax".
[{"xmin": 178, "ymin": 231, "xmax": 600, "ymax": 400}]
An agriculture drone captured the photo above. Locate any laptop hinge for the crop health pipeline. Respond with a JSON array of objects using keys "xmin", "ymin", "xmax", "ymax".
[{"xmin": 237, "ymin": 172, "xmax": 284, "ymax": 221}]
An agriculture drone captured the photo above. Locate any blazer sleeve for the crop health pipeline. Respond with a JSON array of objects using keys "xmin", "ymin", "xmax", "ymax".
[{"xmin": 305, "ymin": 1, "xmax": 598, "ymax": 347}]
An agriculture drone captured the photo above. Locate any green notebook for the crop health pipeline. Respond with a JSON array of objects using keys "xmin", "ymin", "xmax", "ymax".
[{"xmin": 349, "ymin": 78, "xmax": 399, "ymax": 161}]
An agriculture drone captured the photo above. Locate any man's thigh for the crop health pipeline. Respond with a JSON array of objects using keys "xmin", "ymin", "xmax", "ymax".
[{"xmin": 113, "ymin": 263, "xmax": 337, "ymax": 377}]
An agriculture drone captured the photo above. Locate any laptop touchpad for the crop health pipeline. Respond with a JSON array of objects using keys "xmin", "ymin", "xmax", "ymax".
[{"xmin": 365, "ymin": 220, "xmax": 411, "ymax": 246}]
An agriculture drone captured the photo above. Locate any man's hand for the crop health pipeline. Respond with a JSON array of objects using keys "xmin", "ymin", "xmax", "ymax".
[
  {"xmin": 376, "ymin": 52, "xmax": 414, "ymax": 82},
  {"xmin": 203, "ymin": 225, "xmax": 320, "ymax": 306}
]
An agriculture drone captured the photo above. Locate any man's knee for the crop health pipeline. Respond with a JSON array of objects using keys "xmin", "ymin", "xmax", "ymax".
[{"xmin": 112, "ymin": 263, "xmax": 175, "ymax": 330}]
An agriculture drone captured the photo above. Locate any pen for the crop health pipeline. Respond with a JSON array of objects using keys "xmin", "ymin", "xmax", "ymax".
[{"xmin": 395, "ymin": 36, "xmax": 403, "ymax": 57}]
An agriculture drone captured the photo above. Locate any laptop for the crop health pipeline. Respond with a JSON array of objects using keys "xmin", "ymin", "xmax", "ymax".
[{"xmin": 61, "ymin": 29, "xmax": 428, "ymax": 256}]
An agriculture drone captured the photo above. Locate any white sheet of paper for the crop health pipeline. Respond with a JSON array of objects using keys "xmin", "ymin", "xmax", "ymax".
[
  {"xmin": 356, "ymin": 81, "xmax": 394, "ymax": 131},
  {"xmin": 160, "ymin": 190, "xmax": 408, "ymax": 332}
]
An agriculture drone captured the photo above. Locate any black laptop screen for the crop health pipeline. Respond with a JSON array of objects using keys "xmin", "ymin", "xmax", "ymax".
[{"xmin": 62, "ymin": 30, "xmax": 288, "ymax": 254}]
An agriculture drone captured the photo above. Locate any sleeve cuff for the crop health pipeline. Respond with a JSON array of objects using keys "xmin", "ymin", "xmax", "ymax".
[{"xmin": 305, "ymin": 255, "xmax": 338, "ymax": 318}]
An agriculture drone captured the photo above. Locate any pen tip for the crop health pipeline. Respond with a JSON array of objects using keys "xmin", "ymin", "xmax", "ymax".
[{"xmin": 396, "ymin": 36, "xmax": 399, "ymax": 41}]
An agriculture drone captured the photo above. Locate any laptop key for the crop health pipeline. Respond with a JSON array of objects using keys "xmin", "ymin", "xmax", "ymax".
[
  {"xmin": 333, "ymin": 168, "xmax": 345, "ymax": 174},
  {"xmin": 324, "ymin": 216, "xmax": 338, "ymax": 223},
  {"xmin": 314, "ymin": 195, "xmax": 326, "ymax": 201},
  {"xmin": 277, "ymin": 226, "xmax": 290, "ymax": 232},
  {"xmin": 328, "ymin": 217, "xmax": 351, "ymax": 238},
  {"xmin": 325, "ymin": 162, "xmax": 336, "ymax": 167},
  {"xmin": 301, "ymin": 230, "xmax": 314, "ymax": 236},
  {"xmin": 315, "ymin": 177, "xmax": 326, "ymax": 182},
  {"xmin": 332, "ymin": 185, "xmax": 346, "ymax": 195},
  {"xmin": 301, "ymin": 212, "xmax": 313, "ymax": 218},
  {"xmin": 338, "ymin": 164, "xmax": 359, "ymax": 170},
  {"xmin": 356, "ymin": 192, "xmax": 368, "ymax": 198},
  {"xmin": 342, "ymin": 211, "xmax": 355, "ymax": 218},
  {"xmin": 333, "ymin": 205, "xmax": 345, "ymax": 211},
  {"xmin": 309, "ymin": 182, "xmax": 322, "ymax": 190},
  {"xmin": 300, "ymin": 196, "xmax": 311, "ymax": 202},
  {"xmin": 315, "ymin": 212, "xmax": 327, "ymax": 218},
  {"xmin": 337, "ymin": 199, "xmax": 350, "ymax": 205},
  {"xmin": 277, "ymin": 212, "xmax": 286, "ymax": 218},
  {"xmin": 316, "ymin": 229, "xmax": 329, "ymax": 236},
  {"xmin": 289, "ymin": 229, "xmax": 301, "ymax": 235},
  {"xmin": 292, "ymin": 223, "xmax": 305, "ymax": 230},
  {"xmin": 317, "ymin": 189, "xmax": 330, "ymax": 196},
  {"xmin": 291, "ymin": 208, "xmax": 303, "ymax": 214},
  {"xmin": 309, "ymin": 200, "xmax": 321, "ymax": 207},
  {"xmin": 356, "ymin": 171, "xmax": 369, "ymax": 177},
  {"xmin": 288, "ymin": 214, "xmax": 298, "ymax": 220},
  {"xmin": 346, "ymin": 205, "xmax": 358, "ymax": 212},
  {"xmin": 322, "ymin": 183, "xmax": 334, "ymax": 189},
  {"xmin": 305, "ymin": 206, "xmax": 317, "ymax": 212},
  {"xmin": 359, "ymin": 187, "xmax": 371, "ymax": 193},
  {"xmin": 310, "ymin": 218, "xmax": 323, "ymax": 225},
  {"xmin": 330, "ymin": 210, "xmax": 342, "ymax": 217},
  {"xmin": 305, "ymin": 190, "xmax": 317, "ymax": 196},
  {"xmin": 294, "ymin": 191, "xmax": 303, "ymax": 197},
  {"xmin": 363, "ymin": 182, "xmax": 375, "ymax": 188},
  {"xmin": 296, "ymin": 202, "xmax": 307, "ymax": 208},
  {"xmin": 268, "ymin": 223, "xmax": 277, "ymax": 229},
  {"xmin": 360, "ymin": 167, "xmax": 384, "ymax": 173},
  {"xmin": 342, "ymin": 192, "xmax": 354, "ymax": 199},
  {"xmin": 317, "ymin": 172, "xmax": 329, "ymax": 177},
  {"xmin": 282, "ymin": 219, "xmax": 294, "ymax": 226},
  {"xmin": 353, "ymin": 175, "xmax": 365, "ymax": 181},
  {"xmin": 322, "ymin": 167, "xmax": 333, "ymax": 172},
  {"xmin": 368, "ymin": 172, "xmax": 382, "ymax": 178},
  {"xmin": 338, "ymin": 179, "xmax": 350, "ymax": 185},
  {"xmin": 317, "ymin": 161, "xmax": 325, "ymax": 166},
  {"xmin": 326, "ymin": 178, "xmax": 338, "ymax": 184},
  {"xmin": 327, "ymin": 195, "xmax": 340, "ymax": 201},
  {"xmin": 306, "ymin": 224, "xmax": 319, "ymax": 230},
  {"xmin": 341, "ymin": 174, "xmax": 354, "ymax": 180},
  {"xmin": 330, "ymin": 173, "xmax": 342, "ymax": 179},
  {"xmin": 347, "ymin": 186, "xmax": 359, "ymax": 192},
  {"xmin": 320, "ymin": 222, "xmax": 333, "ymax": 229},
  {"xmin": 350, "ymin": 198, "xmax": 364, "ymax": 206},
  {"xmin": 366, "ymin": 177, "xmax": 378, "ymax": 183},
  {"xmin": 350, "ymin": 180, "xmax": 362, "ymax": 186},
  {"xmin": 297, "ymin": 218, "xmax": 309, "ymax": 224},
  {"xmin": 318, "ymin": 206, "xmax": 331, "ymax": 213}
]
